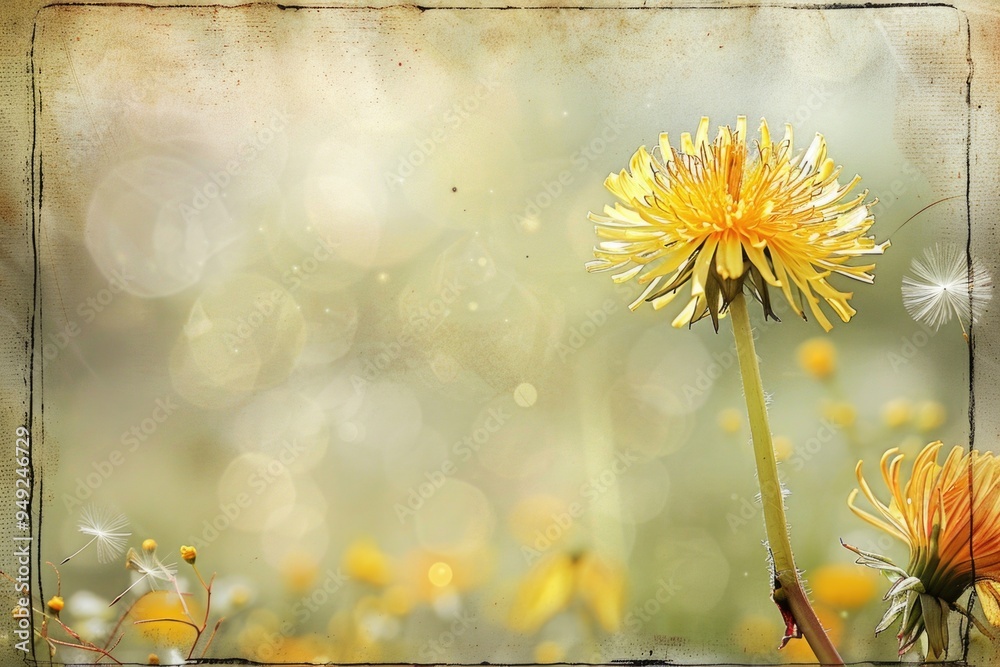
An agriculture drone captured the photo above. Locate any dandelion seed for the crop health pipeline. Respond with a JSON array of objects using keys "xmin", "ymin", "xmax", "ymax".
[
  {"xmin": 61, "ymin": 505, "xmax": 131, "ymax": 565},
  {"xmin": 110, "ymin": 546, "xmax": 178, "ymax": 607},
  {"xmin": 901, "ymin": 243, "xmax": 992, "ymax": 332},
  {"xmin": 128, "ymin": 546, "xmax": 178, "ymax": 583}
]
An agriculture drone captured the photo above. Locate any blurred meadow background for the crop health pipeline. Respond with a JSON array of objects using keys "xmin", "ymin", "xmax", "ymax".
[{"xmin": 30, "ymin": 3, "xmax": 984, "ymax": 664}]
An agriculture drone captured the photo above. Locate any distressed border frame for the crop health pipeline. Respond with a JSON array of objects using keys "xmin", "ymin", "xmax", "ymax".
[{"xmin": 22, "ymin": 2, "xmax": 975, "ymax": 665}]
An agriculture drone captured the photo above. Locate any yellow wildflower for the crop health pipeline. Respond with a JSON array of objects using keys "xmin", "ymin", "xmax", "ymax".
[{"xmin": 587, "ymin": 116, "xmax": 886, "ymax": 330}]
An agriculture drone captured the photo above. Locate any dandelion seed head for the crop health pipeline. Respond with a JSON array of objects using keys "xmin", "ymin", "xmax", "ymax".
[
  {"xmin": 126, "ymin": 546, "xmax": 177, "ymax": 585},
  {"xmin": 76, "ymin": 505, "xmax": 131, "ymax": 564},
  {"xmin": 901, "ymin": 243, "xmax": 992, "ymax": 330}
]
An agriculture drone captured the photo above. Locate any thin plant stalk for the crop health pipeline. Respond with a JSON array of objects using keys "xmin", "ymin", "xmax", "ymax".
[
  {"xmin": 729, "ymin": 292, "xmax": 844, "ymax": 666},
  {"xmin": 60, "ymin": 535, "xmax": 98, "ymax": 565}
]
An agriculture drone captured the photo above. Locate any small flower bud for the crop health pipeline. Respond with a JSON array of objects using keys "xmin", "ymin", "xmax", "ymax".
[
  {"xmin": 148, "ymin": 653, "xmax": 161, "ymax": 665},
  {"xmin": 46, "ymin": 596, "xmax": 64, "ymax": 614},
  {"xmin": 180, "ymin": 545, "xmax": 197, "ymax": 564},
  {"xmin": 142, "ymin": 539, "xmax": 157, "ymax": 553}
]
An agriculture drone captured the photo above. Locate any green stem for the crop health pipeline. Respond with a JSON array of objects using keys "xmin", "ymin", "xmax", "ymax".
[{"xmin": 729, "ymin": 293, "xmax": 844, "ymax": 666}]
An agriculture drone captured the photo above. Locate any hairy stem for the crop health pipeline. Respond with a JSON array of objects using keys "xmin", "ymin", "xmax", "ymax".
[{"xmin": 730, "ymin": 293, "xmax": 844, "ymax": 666}]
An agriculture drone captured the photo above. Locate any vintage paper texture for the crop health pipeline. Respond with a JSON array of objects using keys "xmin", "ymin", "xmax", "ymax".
[{"xmin": 3, "ymin": 1, "xmax": 1000, "ymax": 665}]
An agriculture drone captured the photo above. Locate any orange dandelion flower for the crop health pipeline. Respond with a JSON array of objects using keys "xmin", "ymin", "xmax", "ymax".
[
  {"xmin": 587, "ymin": 116, "xmax": 887, "ymax": 331},
  {"xmin": 847, "ymin": 441, "xmax": 1000, "ymax": 658}
]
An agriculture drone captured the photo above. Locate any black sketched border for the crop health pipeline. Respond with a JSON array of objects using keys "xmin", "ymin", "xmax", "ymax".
[{"xmin": 22, "ymin": 1, "xmax": 975, "ymax": 665}]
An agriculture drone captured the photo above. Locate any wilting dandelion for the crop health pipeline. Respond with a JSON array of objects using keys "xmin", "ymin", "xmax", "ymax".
[
  {"xmin": 847, "ymin": 442, "xmax": 1000, "ymax": 658},
  {"xmin": 901, "ymin": 243, "xmax": 992, "ymax": 334},
  {"xmin": 61, "ymin": 505, "xmax": 131, "ymax": 565}
]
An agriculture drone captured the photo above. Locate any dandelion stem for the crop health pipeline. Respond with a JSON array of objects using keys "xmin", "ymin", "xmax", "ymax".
[{"xmin": 729, "ymin": 292, "xmax": 844, "ymax": 666}]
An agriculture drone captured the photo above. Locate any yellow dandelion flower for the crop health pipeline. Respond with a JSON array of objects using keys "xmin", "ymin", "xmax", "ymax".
[
  {"xmin": 508, "ymin": 553, "xmax": 575, "ymax": 634},
  {"xmin": 797, "ymin": 337, "xmax": 837, "ymax": 379},
  {"xmin": 847, "ymin": 442, "xmax": 1000, "ymax": 657},
  {"xmin": 508, "ymin": 552, "xmax": 624, "ymax": 634},
  {"xmin": 342, "ymin": 538, "xmax": 392, "ymax": 587},
  {"xmin": 587, "ymin": 116, "xmax": 887, "ymax": 331},
  {"xmin": 575, "ymin": 551, "xmax": 625, "ymax": 632}
]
